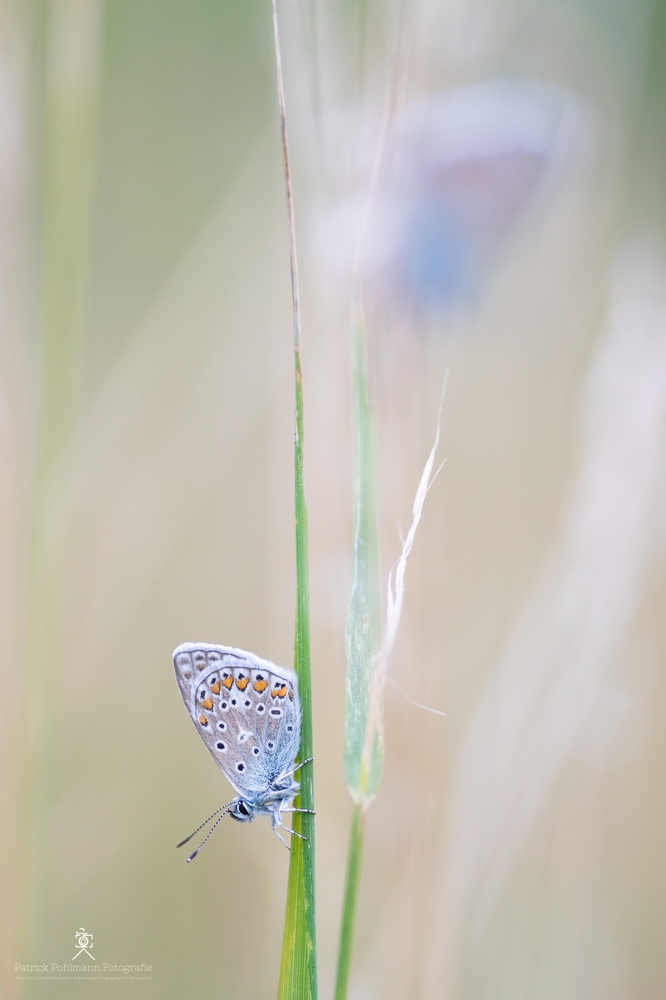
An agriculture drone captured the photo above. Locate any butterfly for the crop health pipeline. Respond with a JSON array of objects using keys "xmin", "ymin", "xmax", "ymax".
[
  {"xmin": 321, "ymin": 79, "xmax": 585, "ymax": 319},
  {"xmin": 173, "ymin": 641, "xmax": 312, "ymax": 859}
]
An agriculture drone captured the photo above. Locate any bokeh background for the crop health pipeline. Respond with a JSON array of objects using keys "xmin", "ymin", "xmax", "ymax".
[{"xmin": 2, "ymin": 0, "xmax": 666, "ymax": 998}]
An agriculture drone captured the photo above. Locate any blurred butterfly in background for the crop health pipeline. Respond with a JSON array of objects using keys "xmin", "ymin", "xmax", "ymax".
[{"xmin": 319, "ymin": 78, "xmax": 591, "ymax": 318}]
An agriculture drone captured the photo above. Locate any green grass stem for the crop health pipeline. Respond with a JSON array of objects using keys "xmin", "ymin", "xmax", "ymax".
[
  {"xmin": 334, "ymin": 803, "xmax": 365, "ymax": 1000},
  {"xmin": 271, "ymin": 2, "xmax": 317, "ymax": 998}
]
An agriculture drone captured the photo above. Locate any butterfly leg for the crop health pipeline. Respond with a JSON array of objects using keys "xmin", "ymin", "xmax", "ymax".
[
  {"xmin": 272, "ymin": 826, "xmax": 291, "ymax": 850},
  {"xmin": 280, "ymin": 807, "xmax": 315, "ymax": 814},
  {"xmin": 273, "ymin": 811, "xmax": 308, "ymax": 844},
  {"xmin": 279, "ymin": 757, "xmax": 314, "ymax": 781}
]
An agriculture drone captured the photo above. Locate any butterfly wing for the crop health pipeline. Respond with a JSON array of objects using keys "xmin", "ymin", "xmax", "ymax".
[{"xmin": 173, "ymin": 642, "xmax": 301, "ymax": 800}]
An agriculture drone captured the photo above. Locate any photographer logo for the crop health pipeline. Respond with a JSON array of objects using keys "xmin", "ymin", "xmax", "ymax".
[
  {"xmin": 15, "ymin": 923, "xmax": 153, "ymax": 981},
  {"xmin": 73, "ymin": 928, "xmax": 95, "ymax": 962}
]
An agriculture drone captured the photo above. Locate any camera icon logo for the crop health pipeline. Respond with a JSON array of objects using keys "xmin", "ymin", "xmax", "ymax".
[{"xmin": 73, "ymin": 927, "xmax": 95, "ymax": 961}]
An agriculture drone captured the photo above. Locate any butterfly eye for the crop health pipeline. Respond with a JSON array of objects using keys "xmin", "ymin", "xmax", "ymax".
[{"xmin": 238, "ymin": 801, "xmax": 250, "ymax": 817}]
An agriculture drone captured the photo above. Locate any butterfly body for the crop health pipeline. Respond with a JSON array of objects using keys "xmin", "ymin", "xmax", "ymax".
[{"xmin": 173, "ymin": 641, "xmax": 307, "ymax": 852}]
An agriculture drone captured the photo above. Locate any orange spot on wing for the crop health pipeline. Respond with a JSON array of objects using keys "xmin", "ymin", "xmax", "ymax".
[
  {"xmin": 271, "ymin": 684, "xmax": 287, "ymax": 699},
  {"xmin": 199, "ymin": 715, "xmax": 208, "ymax": 726},
  {"xmin": 235, "ymin": 676, "xmax": 250, "ymax": 691},
  {"xmin": 253, "ymin": 679, "xmax": 268, "ymax": 693},
  {"xmin": 222, "ymin": 675, "xmax": 233, "ymax": 689},
  {"xmin": 209, "ymin": 680, "xmax": 221, "ymax": 695},
  {"xmin": 200, "ymin": 696, "xmax": 213, "ymax": 710},
  {"xmin": 288, "ymin": 689, "xmax": 294, "ymax": 700}
]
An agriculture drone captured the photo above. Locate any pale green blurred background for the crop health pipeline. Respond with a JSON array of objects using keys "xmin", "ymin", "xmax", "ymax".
[{"xmin": 2, "ymin": 0, "xmax": 666, "ymax": 998}]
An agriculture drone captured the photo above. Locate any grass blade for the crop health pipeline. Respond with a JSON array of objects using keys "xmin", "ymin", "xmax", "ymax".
[
  {"xmin": 271, "ymin": 3, "xmax": 317, "ymax": 998},
  {"xmin": 338, "ymin": 311, "xmax": 446, "ymax": 999},
  {"xmin": 334, "ymin": 310, "xmax": 380, "ymax": 1000},
  {"xmin": 20, "ymin": 0, "xmax": 103, "ymax": 960},
  {"xmin": 344, "ymin": 313, "xmax": 383, "ymax": 805}
]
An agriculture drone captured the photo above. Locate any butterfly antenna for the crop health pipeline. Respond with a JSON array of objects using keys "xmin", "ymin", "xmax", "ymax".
[
  {"xmin": 184, "ymin": 809, "xmax": 231, "ymax": 862},
  {"xmin": 176, "ymin": 804, "xmax": 231, "ymax": 850}
]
